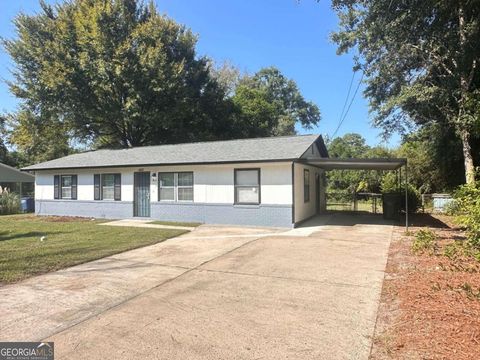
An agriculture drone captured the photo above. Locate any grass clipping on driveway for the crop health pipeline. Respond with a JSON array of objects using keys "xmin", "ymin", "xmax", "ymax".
[{"xmin": 0, "ymin": 215, "xmax": 188, "ymax": 284}]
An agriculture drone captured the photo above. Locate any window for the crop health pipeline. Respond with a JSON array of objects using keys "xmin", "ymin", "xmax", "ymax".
[
  {"xmin": 61, "ymin": 175, "xmax": 72, "ymax": 199},
  {"xmin": 159, "ymin": 173, "xmax": 175, "ymax": 201},
  {"xmin": 102, "ymin": 174, "xmax": 115, "ymax": 200},
  {"xmin": 234, "ymin": 169, "xmax": 260, "ymax": 205},
  {"xmin": 159, "ymin": 172, "xmax": 193, "ymax": 202},
  {"xmin": 94, "ymin": 174, "xmax": 121, "ymax": 200},
  {"xmin": 177, "ymin": 172, "xmax": 193, "ymax": 201},
  {"xmin": 304, "ymin": 169, "xmax": 310, "ymax": 203},
  {"xmin": 54, "ymin": 175, "xmax": 77, "ymax": 200}
]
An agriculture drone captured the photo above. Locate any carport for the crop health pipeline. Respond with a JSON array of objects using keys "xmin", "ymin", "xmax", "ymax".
[{"xmin": 298, "ymin": 158, "xmax": 409, "ymax": 230}]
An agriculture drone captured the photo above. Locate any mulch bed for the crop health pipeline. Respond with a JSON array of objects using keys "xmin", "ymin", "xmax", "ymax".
[
  {"xmin": 9, "ymin": 214, "xmax": 94, "ymax": 222},
  {"xmin": 371, "ymin": 214, "xmax": 480, "ymax": 359}
]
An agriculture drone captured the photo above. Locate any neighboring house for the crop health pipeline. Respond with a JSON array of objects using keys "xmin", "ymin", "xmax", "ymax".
[
  {"xmin": 23, "ymin": 134, "xmax": 328, "ymax": 228},
  {"xmin": 0, "ymin": 162, "xmax": 35, "ymax": 197}
]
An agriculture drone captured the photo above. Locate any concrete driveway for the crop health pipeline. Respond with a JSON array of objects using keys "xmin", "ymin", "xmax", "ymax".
[{"xmin": 0, "ymin": 213, "xmax": 393, "ymax": 360}]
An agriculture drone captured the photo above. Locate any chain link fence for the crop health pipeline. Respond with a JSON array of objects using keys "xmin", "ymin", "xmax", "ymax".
[{"xmin": 326, "ymin": 192, "xmax": 383, "ymax": 214}]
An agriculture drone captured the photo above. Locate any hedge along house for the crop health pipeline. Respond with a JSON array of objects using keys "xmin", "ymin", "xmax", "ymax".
[{"xmin": 23, "ymin": 134, "xmax": 330, "ymax": 228}]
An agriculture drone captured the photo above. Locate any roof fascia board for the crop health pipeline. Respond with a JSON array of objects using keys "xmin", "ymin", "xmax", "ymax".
[{"xmin": 24, "ymin": 158, "xmax": 298, "ymax": 172}]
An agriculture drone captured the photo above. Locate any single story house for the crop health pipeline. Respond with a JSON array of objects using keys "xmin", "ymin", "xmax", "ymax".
[{"xmin": 23, "ymin": 134, "xmax": 329, "ymax": 227}]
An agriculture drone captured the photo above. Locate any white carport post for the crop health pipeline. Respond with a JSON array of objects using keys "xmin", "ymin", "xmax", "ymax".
[{"xmin": 405, "ymin": 161, "xmax": 408, "ymax": 232}]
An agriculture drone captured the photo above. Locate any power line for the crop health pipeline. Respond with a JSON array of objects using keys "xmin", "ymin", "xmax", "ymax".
[
  {"xmin": 338, "ymin": 71, "xmax": 356, "ymax": 126},
  {"xmin": 331, "ymin": 71, "xmax": 364, "ymax": 139}
]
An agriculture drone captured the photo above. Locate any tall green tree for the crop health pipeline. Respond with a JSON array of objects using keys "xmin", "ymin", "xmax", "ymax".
[
  {"xmin": 331, "ymin": 0, "xmax": 480, "ymax": 184},
  {"xmin": 7, "ymin": 110, "xmax": 72, "ymax": 166},
  {"xmin": 397, "ymin": 124, "xmax": 466, "ymax": 193},
  {"xmin": 4, "ymin": 0, "xmax": 232, "ymax": 149},
  {"xmin": 326, "ymin": 133, "xmax": 394, "ymax": 193},
  {"xmin": 231, "ymin": 67, "xmax": 321, "ymax": 136}
]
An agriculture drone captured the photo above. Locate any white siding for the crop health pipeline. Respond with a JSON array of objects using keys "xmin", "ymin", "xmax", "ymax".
[
  {"xmin": 293, "ymin": 162, "xmax": 325, "ymax": 223},
  {"xmin": 35, "ymin": 162, "xmax": 293, "ymax": 205}
]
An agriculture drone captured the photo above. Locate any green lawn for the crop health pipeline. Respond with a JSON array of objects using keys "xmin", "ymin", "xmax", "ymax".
[
  {"xmin": 0, "ymin": 215, "xmax": 188, "ymax": 284},
  {"xmin": 148, "ymin": 220, "xmax": 202, "ymax": 227}
]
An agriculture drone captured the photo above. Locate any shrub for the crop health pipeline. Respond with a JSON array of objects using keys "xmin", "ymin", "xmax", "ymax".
[
  {"xmin": 412, "ymin": 229, "xmax": 437, "ymax": 254},
  {"xmin": 402, "ymin": 185, "xmax": 421, "ymax": 213},
  {"xmin": 0, "ymin": 188, "xmax": 21, "ymax": 215},
  {"xmin": 443, "ymin": 199, "xmax": 460, "ymax": 215},
  {"xmin": 381, "ymin": 173, "xmax": 421, "ymax": 213},
  {"xmin": 452, "ymin": 182, "xmax": 480, "ymax": 249},
  {"xmin": 443, "ymin": 242, "xmax": 468, "ymax": 260}
]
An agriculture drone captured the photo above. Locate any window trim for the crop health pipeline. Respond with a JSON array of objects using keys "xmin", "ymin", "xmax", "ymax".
[
  {"xmin": 94, "ymin": 173, "xmax": 121, "ymax": 201},
  {"xmin": 304, "ymin": 169, "xmax": 310, "ymax": 203},
  {"xmin": 55, "ymin": 174, "xmax": 77, "ymax": 200},
  {"xmin": 158, "ymin": 172, "xmax": 194, "ymax": 202},
  {"xmin": 234, "ymin": 168, "xmax": 261, "ymax": 205}
]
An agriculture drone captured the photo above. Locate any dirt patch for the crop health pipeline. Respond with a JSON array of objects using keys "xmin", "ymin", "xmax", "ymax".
[{"xmin": 371, "ymin": 214, "xmax": 480, "ymax": 359}]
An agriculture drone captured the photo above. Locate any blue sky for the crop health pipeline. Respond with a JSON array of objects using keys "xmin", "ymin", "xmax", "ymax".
[{"xmin": 0, "ymin": 0, "xmax": 400, "ymax": 147}]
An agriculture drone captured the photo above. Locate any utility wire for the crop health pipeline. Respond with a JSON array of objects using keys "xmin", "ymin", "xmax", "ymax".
[
  {"xmin": 337, "ymin": 70, "xmax": 356, "ymax": 127},
  {"xmin": 331, "ymin": 71, "xmax": 364, "ymax": 139}
]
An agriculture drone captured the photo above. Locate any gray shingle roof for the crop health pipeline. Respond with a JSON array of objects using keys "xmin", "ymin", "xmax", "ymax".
[
  {"xmin": 0, "ymin": 163, "xmax": 35, "ymax": 182},
  {"xmin": 23, "ymin": 134, "xmax": 321, "ymax": 171}
]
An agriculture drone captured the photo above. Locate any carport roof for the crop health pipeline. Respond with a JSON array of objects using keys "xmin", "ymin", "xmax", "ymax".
[{"xmin": 301, "ymin": 158, "xmax": 406, "ymax": 170}]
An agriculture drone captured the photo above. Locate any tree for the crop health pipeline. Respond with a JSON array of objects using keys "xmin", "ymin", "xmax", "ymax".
[
  {"xmin": 326, "ymin": 133, "xmax": 394, "ymax": 193},
  {"xmin": 0, "ymin": 117, "xmax": 8, "ymax": 164},
  {"xmin": 7, "ymin": 110, "xmax": 72, "ymax": 166},
  {"xmin": 397, "ymin": 124, "xmax": 467, "ymax": 193},
  {"xmin": 210, "ymin": 60, "xmax": 242, "ymax": 97},
  {"xmin": 328, "ymin": 133, "xmax": 368, "ymax": 158},
  {"xmin": 4, "ymin": 0, "xmax": 232, "ymax": 149},
  {"xmin": 231, "ymin": 67, "xmax": 321, "ymax": 136},
  {"xmin": 331, "ymin": 0, "xmax": 480, "ymax": 184}
]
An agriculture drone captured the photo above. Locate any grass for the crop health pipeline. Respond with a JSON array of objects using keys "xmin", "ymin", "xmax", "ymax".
[
  {"xmin": 0, "ymin": 214, "xmax": 188, "ymax": 284},
  {"xmin": 148, "ymin": 220, "xmax": 202, "ymax": 227},
  {"xmin": 326, "ymin": 200, "xmax": 383, "ymax": 213}
]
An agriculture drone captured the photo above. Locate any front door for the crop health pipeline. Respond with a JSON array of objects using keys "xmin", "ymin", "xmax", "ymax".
[
  {"xmin": 315, "ymin": 174, "xmax": 320, "ymax": 214},
  {"xmin": 134, "ymin": 172, "xmax": 150, "ymax": 217}
]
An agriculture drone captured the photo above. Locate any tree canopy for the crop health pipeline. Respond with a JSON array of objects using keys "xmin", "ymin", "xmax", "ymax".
[
  {"xmin": 5, "ymin": 0, "xmax": 234, "ymax": 150},
  {"xmin": 331, "ymin": 0, "xmax": 480, "ymax": 184},
  {"xmin": 3, "ymin": 0, "xmax": 321, "ymax": 166},
  {"xmin": 326, "ymin": 133, "xmax": 394, "ymax": 193},
  {"xmin": 213, "ymin": 65, "xmax": 321, "ymax": 138}
]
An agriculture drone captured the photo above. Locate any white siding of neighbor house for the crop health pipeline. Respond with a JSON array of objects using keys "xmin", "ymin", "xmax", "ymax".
[
  {"xmin": 35, "ymin": 162, "xmax": 292, "ymax": 205},
  {"xmin": 293, "ymin": 162, "xmax": 326, "ymax": 223}
]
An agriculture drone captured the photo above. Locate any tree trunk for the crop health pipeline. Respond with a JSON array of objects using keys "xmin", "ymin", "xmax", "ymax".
[
  {"xmin": 460, "ymin": 129, "xmax": 475, "ymax": 184},
  {"xmin": 458, "ymin": 3, "xmax": 476, "ymax": 184}
]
